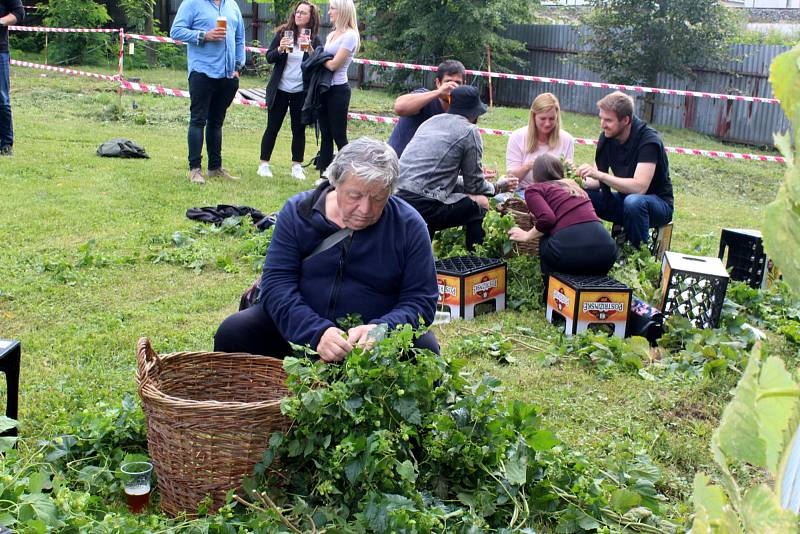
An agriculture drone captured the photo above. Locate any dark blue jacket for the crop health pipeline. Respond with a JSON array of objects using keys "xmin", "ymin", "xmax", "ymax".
[
  {"xmin": 0, "ymin": 0, "xmax": 24, "ymax": 54},
  {"xmin": 260, "ymin": 181, "xmax": 438, "ymax": 349}
]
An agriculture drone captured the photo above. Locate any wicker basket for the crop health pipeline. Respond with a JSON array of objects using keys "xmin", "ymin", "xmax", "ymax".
[
  {"xmin": 498, "ymin": 197, "xmax": 540, "ymax": 256},
  {"xmin": 136, "ymin": 337, "xmax": 290, "ymax": 516}
]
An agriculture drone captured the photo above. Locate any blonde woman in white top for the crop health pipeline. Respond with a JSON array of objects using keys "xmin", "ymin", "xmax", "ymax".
[
  {"xmin": 506, "ymin": 92, "xmax": 575, "ymax": 192},
  {"xmin": 317, "ymin": 0, "xmax": 360, "ymax": 174}
]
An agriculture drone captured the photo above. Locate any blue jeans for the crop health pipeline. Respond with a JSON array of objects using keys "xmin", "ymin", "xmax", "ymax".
[
  {"xmin": 587, "ymin": 189, "xmax": 673, "ymax": 247},
  {"xmin": 188, "ymin": 71, "xmax": 239, "ymax": 170},
  {"xmin": 0, "ymin": 52, "xmax": 12, "ymax": 148}
]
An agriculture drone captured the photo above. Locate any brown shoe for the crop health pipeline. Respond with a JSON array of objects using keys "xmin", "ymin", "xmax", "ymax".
[
  {"xmin": 189, "ymin": 168, "xmax": 205, "ymax": 184},
  {"xmin": 208, "ymin": 167, "xmax": 240, "ymax": 180}
]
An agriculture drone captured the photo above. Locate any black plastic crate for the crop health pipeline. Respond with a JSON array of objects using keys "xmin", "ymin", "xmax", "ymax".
[
  {"xmin": 435, "ymin": 256, "xmax": 507, "ymax": 320},
  {"xmin": 718, "ymin": 228, "xmax": 771, "ymax": 289}
]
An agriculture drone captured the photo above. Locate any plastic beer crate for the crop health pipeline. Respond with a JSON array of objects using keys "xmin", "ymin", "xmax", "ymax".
[{"xmin": 435, "ymin": 256, "xmax": 507, "ymax": 320}]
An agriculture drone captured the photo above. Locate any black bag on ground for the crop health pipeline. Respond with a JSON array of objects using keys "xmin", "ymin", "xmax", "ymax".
[
  {"xmin": 239, "ymin": 275, "xmax": 263, "ymax": 311},
  {"xmin": 628, "ymin": 297, "xmax": 665, "ymax": 345},
  {"xmin": 186, "ymin": 205, "xmax": 276, "ymax": 231},
  {"xmin": 96, "ymin": 138, "xmax": 150, "ymax": 158}
]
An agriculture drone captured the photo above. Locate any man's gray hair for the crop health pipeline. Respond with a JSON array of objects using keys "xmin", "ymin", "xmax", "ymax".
[{"xmin": 324, "ymin": 137, "xmax": 400, "ymax": 192}]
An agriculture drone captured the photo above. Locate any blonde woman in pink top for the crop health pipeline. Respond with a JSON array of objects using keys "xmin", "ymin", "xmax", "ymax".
[{"xmin": 506, "ymin": 93, "xmax": 575, "ymax": 191}]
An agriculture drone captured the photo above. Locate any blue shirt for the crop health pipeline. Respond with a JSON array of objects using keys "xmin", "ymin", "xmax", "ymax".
[
  {"xmin": 387, "ymin": 88, "xmax": 445, "ymax": 158},
  {"xmin": 170, "ymin": 0, "xmax": 245, "ymax": 79}
]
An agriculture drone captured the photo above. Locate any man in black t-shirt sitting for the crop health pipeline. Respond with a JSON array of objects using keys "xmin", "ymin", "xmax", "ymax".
[
  {"xmin": 386, "ymin": 60, "xmax": 465, "ymax": 158},
  {"xmin": 576, "ymin": 91, "xmax": 674, "ymax": 248}
]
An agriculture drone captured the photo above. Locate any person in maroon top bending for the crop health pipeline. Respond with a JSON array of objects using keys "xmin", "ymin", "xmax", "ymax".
[{"xmin": 508, "ymin": 154, "xmax": 617, "ymax": 295}]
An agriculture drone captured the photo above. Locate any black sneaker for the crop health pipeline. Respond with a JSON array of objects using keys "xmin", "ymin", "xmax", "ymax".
[{"xmin": 0, "ymin": 146, "xmax": 12, "ymax": 156}]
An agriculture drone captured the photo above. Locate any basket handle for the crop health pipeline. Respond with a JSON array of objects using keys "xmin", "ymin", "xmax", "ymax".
[{"xmin": 136, "ymin": 337, "xmax": 161, "ymax": 383}]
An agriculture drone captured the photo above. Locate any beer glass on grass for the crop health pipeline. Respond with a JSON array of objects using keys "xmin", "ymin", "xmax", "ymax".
[{"xmin": 121, "ymin": 461, "xmax": 153, "ymax": 513}]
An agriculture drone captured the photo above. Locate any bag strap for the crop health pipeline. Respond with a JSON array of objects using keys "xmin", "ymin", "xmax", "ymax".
[{"xmin": 303, "ymin": 228, "xmax": 353, "ymax": 263}]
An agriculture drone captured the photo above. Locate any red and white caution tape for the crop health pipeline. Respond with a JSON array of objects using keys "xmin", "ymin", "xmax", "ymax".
[
  {"xmin": 662, "ymin": 145, "xmax": 785, "ymax": 163},
  {"xmin": 11, "ymin": 59, "xmax": 120, "ymax": 81},
  {"xmin": 118, "ymin": 80, "xmax": 267, "ymax": 108},
  {"xmin": 11, "ymin": 59, "xmax": 785, "ymax": 164},
  {"xmin": 12, "ymin": 26, "xmax": 782, "ymax": 105},
  {"xmin": 124, "ymin": 33, "xmax": 269, "ymax": 54},
  {"xmin": 346, "ymin": 112, "xmax": 398, "ymax": 125},
  {"xmin": 352, "ymin": 58, "xmax": 780, "ymax": 105},
  {"xmin": 10, "ymin": 25, "xmax": 120, "ymax": 33},
  {"xmin": 119, "ymin": 80, "xmax": 190, "ymax": 98},
  {"xmin": 125, "ymin": 33, "xmax": 183, "ymax": 45},
  {"xmin": 246, "ymin": 45, "xmax": 270, "ymax": 54},
  {"xmin": 343, "ymin": 112, "xmax": 785, "ymax": 163}
]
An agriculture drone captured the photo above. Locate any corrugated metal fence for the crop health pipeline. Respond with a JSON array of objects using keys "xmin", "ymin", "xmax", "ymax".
[
  {"xmin": 162, "ymin": 3, "xmax": 789, "ymax": 146},
  {"xmin": 492, "ymin": 24, "xmax": 790, "ymax": 146}
]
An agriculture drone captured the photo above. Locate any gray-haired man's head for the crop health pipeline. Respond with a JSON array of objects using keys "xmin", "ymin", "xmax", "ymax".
[
  {"xmin": 324, "ymin": 137, "xmax": 399, "ymax": 231},
  {"xmin": 324, "ymin": 137, "xmax": 400, "ymax": 192}
]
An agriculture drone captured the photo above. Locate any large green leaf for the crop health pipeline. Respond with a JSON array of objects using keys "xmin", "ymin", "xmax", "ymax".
[
  {"xmin": 17, "ymin": 493, "xmax": 59, "ymax": 527},
  {"xmin": 690, "ymin": 473, "xmax": 742, "ymax": 534},
  {"xmin": 769, "ymin": 47, "xmax": 800, "ymax": 128},
  {"xmin": 764, "ymin": 46, "xmax": 800, "ymax": 293},
  {"xmin": 714, "ymin": 348, "xmax": 800, "ymax": 475},
  {"xmin": 714, "ymin": 351, "xmax": 767, "ymax": 469},
  {"xmin": 740, "ymin": 485, "xmax": 798, "ymax": 533},
  {"xmin": 756, "ymin": 356, "xmax": 799, "ymax": 473},
  {"xmin": 505, "ymin": 438, "xmax": 528, "ymax": 486},
  {"xmin": 0, "ymin": 416, "xmax": 18, "ymax": 434}
]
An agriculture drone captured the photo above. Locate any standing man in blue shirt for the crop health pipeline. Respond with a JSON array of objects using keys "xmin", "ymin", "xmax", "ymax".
[
  {"xmin": 0, "ymin": 0, "xmax": 24, "ymax": 156},
  {"xmin": 171, "ymin": 0, "xmax": 245, "ymax": 184}
]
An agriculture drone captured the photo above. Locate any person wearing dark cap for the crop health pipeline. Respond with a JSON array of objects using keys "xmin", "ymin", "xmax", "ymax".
[{"xmin": 396, "ymin": 85, "xmax": 518, "ymax": 251}]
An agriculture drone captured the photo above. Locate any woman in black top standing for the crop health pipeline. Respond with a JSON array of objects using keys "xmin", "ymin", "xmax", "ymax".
[{"xmin": 257, "ymin": 2, "xmax": 321, "ymax": 180}]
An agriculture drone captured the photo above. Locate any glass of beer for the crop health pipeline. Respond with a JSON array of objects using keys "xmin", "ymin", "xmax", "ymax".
[
  {"xmin": 284, "ymin": 30, "xmax": 294, "ymax": 52},
  {"xmin": 300, "ymin": 28, "xmax": 311, "ymax": 52},
  {"xmin": 121, "ymin": 461, "xmax": 153, "ymax": 513},
  {"xmin": 216, "ymin": 16, "xmax": 227, "ymax": 30}
]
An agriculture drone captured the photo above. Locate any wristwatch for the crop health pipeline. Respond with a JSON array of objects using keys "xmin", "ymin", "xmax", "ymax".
[{"xmin": 197, "ymin": 30, "xmax": 206, "ymax": 44}]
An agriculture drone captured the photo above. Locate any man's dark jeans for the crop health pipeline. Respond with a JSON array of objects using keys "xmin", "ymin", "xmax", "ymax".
[
  {"xmin": 587, "ymin": 189, "xmax": 673, "ymax": 248},
  {"xmin": 398, "ymin": 191, "xmax": 487, "ymax": 252},
  {"xmin": 214, "ymin": 304, "xmax": 440, "ymax": 357},
  {"xmin": 0, "ymin": 52, "xmax": 13, "ymax": 149},
  {"xmin": 188, "ymin": 71, "xmax": 239, "ymax": 170}
]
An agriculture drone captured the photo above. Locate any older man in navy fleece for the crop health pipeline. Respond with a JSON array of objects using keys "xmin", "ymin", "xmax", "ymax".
[{"xmin": 214, "ymin": 137, "xmax": 439, "ymax": 362}]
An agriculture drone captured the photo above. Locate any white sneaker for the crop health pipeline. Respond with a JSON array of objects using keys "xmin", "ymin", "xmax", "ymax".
[
  {"xmin": 291, "ymin": 163, "xmax": 306, "ymax": 180},
  {"xmin": 257, "ymin": 162, "xmax": 273, "ymax": 178}
]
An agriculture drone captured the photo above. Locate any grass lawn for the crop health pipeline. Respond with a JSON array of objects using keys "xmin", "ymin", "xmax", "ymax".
[{"xmin": 0, "ymin": 60, "xmax": 795, "ymax": 529}]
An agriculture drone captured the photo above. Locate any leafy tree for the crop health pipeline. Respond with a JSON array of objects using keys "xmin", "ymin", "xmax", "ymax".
[
  {"xmin": 357, "ymin": 0, "xmax": 535, "ymax": 85},
  {"xmin": 117, "ymin": 0, "xmax": 157, "ymax": 65},
  {"xmin": 254, "ymin": 0, "xmax": 325, "ymax": 28},
  {"xmin": 579, "ymin": 0, "xmax": 739, "ymax": 121},
  {"xmin": 43, "ymin": 0, "xmax": 111, "ymax": 64}
]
